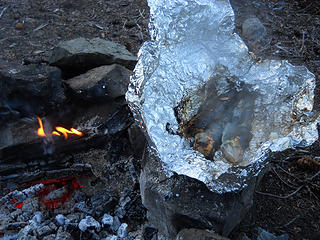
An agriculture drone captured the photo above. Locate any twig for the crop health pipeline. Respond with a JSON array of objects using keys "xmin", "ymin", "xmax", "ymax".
[
  {"xmin": 33, "ymin": 23, "xmax": 48, "ymax": 32},
  {"xmin": 278, "ymin": 165, "xmax": 303, "ymax": 182},
  {"xmin": 139, "ymin": 9, "xmax": 145, "ymax": 19},
  {"xmin": 299, "ymin": 31, "xmax": 306, "ymax": 53},
  {"xmin": 122, "ymin": 19, "xmax": 127, "ymax": 29},
  {"xmin": 255, "ymin": 185, "xmax": 304, "ymax": 199},
  {"xmin": 308, "ymin": 169, "xmax": 320, "ymax": 181},
  {"xmin": 281, "ymin": 215, "xmax": 300, "ymax": 228},
  {"xmin": 0, "ymin": 7, "xmax": 7, "ymax": 19},
  {"xmin": 272, "ymin": 168, "xmax": 298, "ymax": 189}
]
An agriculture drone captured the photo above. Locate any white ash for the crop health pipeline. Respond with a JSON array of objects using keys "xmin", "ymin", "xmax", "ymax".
[{"xmin": 0, "ymin": 184, "xmax": 44, "ymax": 207}]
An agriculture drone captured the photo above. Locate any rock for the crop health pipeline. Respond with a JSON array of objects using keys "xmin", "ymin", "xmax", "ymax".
[
  {"xmin": 37, "ymin": 225, "xmax": 53, "ymax": 237},
  {"xmin": 256, "ymin": 227, "xmax": 289, "ymax": 240},
  {"xmin": 78, "ymin": 216, "xmax": 101, "ymax": 232},
  {"xmin": 117, "ymin": 223, "xmax": 128, "ymax": 239},
  {"xmin": 65, "ymin": 64, "xmax": 132, "ymax": 102},
  {"xmin": 140, "ymin": 148, "xmax": 261, "ymax": 238},
  {"xmin": 128, "ymin": 123, "xmax": 147, "ymax": 158},
  {"xmin": 49, "ymin": 37, "xmax": 137, "ymax": 78},
  {"xmin": 241, "ymin": 17, "xmax": 267, "ymax": 42},
  {"xmin": 0, "ymin": 60, "xmax": 65, "ymax": 123},
  {"xmin": 56, "ymin": 214, "xmax": 70, "ymax": 226},
  {"xmin": 102, "ymin": 214, "xmax": 114, "ymax": 227},
  {"xmin": 15, "ymin": 22, "xmax": 24, "ymax": 30},
  {"xmin": 175, "ymin": 228, "xmax": 230, "ymax": 240},
  {"xmin": 56, "ymin": 226, "xmax": 73, "ymax": 240}
]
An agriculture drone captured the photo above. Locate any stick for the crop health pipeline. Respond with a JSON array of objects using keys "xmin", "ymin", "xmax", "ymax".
[
  {"xmin": 272, "ymin": 168, "xmax": 298, "ymax": 189},
  {"xmin": 299, "ymin": 31, "xmax": 305, "ymax": 52},
  {"xmin": 0, "ymin": 7, "xmax": 7, "ymax": 19},
  {"xmin": 255, "ymin": 185, "xmax": 304, "ymax": 199}
]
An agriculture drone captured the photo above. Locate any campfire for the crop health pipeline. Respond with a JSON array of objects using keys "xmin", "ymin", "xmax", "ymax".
[{"xmin": 36, "ymin": 116, "xmax": 83, "ymax": 139}]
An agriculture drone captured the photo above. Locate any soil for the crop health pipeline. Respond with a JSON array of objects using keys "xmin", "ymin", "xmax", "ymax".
[{"xmin": 1, "ymin": 0, "xmax": 320, "ymax": 240}]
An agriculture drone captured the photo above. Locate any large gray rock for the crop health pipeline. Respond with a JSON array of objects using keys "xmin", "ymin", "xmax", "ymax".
[
  {"xmin": 0, "ymin": 60, "xmax": 65, "ymax": 123},
  {"xmin": 65, "ymin": 64, "xmax": 132, "ymax": 102},
  {"xmin": 140, "ymin": 147, "xmax": 263, "ymax": 239},
  {"xmin": 49, "ymin": 37, "xmax": 137, "ymax": 78}
]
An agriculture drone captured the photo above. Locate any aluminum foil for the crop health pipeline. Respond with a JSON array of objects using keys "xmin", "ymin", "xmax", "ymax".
[{"xmin": 126, "ymin": 0, "xmax": 318, "ymax": 192}]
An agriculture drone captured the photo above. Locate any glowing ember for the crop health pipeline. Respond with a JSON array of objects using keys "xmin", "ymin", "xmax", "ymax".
[
  {"xmin": 36, "ymin": 116, "xmax": 83, "ymax": 139},
  {"xmin": 14, "ymin": 202, "xmax": 23, "ymax": 209}
]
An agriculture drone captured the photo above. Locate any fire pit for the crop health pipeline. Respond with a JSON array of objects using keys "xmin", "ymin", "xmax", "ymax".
[{"xmin": 126, "ymin": 0, "xmax": 319, "ymax": 237}]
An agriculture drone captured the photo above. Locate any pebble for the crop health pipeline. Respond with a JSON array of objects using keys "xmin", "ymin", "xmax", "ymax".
[
  {"xmin": 78, "ymin": 216, "xmax": 101, "ymax": 232},
  {"xmin": 15, "ymin": 22, "xmax": 24, "ymax": 30}
]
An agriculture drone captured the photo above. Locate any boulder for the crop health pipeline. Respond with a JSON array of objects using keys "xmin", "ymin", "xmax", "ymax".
[
  {"xmin": 65, "ymin": 64, "xmax": 132, "ymax": 102},
  {"xmin": 140, "ymin": 147, "xmax": 263, "ymax": 238},
  {"xmin": 49, "ymin": 37, "xmax": 137, "ymax": 78},
  {"xmin": 0, "ymin": 60, "xmax": 65, "ymax": 122}
]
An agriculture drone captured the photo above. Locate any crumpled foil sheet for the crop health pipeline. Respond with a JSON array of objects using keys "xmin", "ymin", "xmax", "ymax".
[{"xmin": 126, "ymin": 0, "xmax": 318, "ymax": 192}]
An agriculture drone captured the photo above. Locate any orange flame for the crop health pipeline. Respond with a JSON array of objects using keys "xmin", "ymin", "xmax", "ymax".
[
  {"xmin": 37, "ymin": 116, "xmax": 46, "ymax": 137},
  {"xmin": 55, "ymin": 126, "xmax": 83, "ymax": 139},
  {"xmin": 36, "ymin": 116, "xmax": 83, "ymax": 139}
]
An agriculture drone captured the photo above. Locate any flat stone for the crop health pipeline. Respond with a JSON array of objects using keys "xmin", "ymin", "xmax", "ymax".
[
  {"xmin": 49, "ymin": 37, "xmax": 137, "ymax": 78},
  {"xmin": 65, "ymin": 64, "xmax": 132, "ymax": 102}
]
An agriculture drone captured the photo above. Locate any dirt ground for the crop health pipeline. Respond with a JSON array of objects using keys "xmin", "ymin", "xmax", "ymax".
[{"xmin": 1, "ymin": 0, "xmax": 319, "ymax": 239}]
